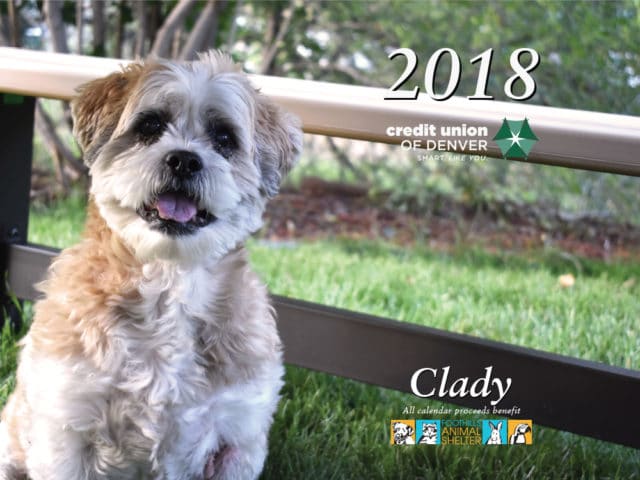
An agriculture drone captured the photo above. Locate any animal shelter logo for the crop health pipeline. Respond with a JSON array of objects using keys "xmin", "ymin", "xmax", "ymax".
[
  {"xmin": 482, "ymin": 419, "xmax": 507, "ymax": 444},
  {"xmin": 389, "ymin": 419, "xmax": 533, "ymax": 446},
  {"xmin": 508, "ymin": 419, "xmax": 533, "ymax": 444},
  {"xmin": 390, "ymin": 420, "xmax": 416, "ymax": 445},
  {"xmin": 492, "ymin": 118, "xmax": 538, "ymax": 159},
  {"xmin": 416, "ymin": 420, "xmax": 441, "ymax": 444}
]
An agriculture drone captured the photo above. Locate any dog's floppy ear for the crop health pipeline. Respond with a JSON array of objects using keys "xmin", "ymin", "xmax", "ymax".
[
  {"xmin": 407, "ymin": 426, "xmax": 414, "ymax": 436},
  {"xmin": 71, "ymin": 63, "xmax": 144, "ymax": 166},
  {"xmin": 254, "ymin": 94, "xmax": 302, "ymax": 197}
]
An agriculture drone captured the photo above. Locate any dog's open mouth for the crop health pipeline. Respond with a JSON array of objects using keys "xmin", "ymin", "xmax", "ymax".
[{"xmin": 137, "ymin": 190, "xmax": 216, "ymax": 235}]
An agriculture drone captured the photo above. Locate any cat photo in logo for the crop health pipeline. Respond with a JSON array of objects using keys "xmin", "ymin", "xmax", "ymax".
[
  {"xmin": 390, "ymin": 420, "xmax": 416, "ymax": 445},
  {"xmin": 482, "ymin": 419, "xmax": 507, "ymax": 445},
  {"xmin": 508, "ymin": 419, "xmax": 533, "ymax": 445},
  {"xmin": 417, "ymin": 420, "xmax": 441, "ymax": 445}
]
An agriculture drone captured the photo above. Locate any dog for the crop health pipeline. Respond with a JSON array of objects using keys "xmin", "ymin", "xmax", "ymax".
[
  {"xmin": 392, "ymin": 422, "xmax": 415, "ymax": 445},
  {"xmin": 0, "ymin": 51, "xmax": 301, "ymax": 480},
  {"xmin": 418, "ymin": 423, "xmax": 438, "ymax": 444}
]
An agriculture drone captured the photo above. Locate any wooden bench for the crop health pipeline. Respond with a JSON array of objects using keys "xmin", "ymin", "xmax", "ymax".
[{"xmin": 1, "ymin": 47, "xmax": 639, "ymax": 448}]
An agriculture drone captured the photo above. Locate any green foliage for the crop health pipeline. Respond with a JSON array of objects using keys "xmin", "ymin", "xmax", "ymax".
[
  {"xmin": 0, "ymin": 303, "xmax": 29, "ymax": 407},
  {"xmin": 295, "ymin": 0, "xmax": 640, "ymax": 115}
]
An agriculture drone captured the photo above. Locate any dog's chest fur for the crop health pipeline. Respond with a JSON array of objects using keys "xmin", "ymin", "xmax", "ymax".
[
  {"xmin": 117, "ymin": 262, "xmax": 219, "ymax": 404},
  {"xmin": 83, "ymin": 261, "xmax": 242, "ymax": 472}
]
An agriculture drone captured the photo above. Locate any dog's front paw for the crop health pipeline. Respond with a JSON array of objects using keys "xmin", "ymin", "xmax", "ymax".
[
  {"xmin": 203, "ymin": 454, "xmax": 216, "ymax": 480},
  {"xmin": 203, "ymin": 445, "xmax": 235, "ymax": 480}
]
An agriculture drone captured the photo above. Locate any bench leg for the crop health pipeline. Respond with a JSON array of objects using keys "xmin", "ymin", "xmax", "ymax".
[{"xmin": 0, "ymin": 94, "xmax": 34, "ymax": 331}]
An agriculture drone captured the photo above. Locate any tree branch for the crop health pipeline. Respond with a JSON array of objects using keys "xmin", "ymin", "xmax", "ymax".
[
  {"xmin": 7, "ymin": 0, "xmax": 21, "ymax": 47},
  {"xmin": 134, "ymin": 0, "xmax": 148, "ymax": 57},
  {"xmin": 225, "ymin": 0, "xmax": 243, "ymax": 51},
  {"xmin": 35, "ymin": 101, "xmax": 88, "ymax": 180},
  {"xmin": 179, "ymin": 0, "xmax": 222, "ymax": 61},
  {"xmin": 91, "ymin": 0, "xmax": 106, "ymax": 56},
  {"xmin": 0, "ymin": 10, "xmax": 7, "ymax": 47},
  {"xmin": 76, "ymin": 0, "xmax": 84, "ymax": 54},
  {"xmin": 326, "ymin": 137, "xmax": 367, "ymax": 182},
  {"xmin": 44, "ymin": 0, "xmax": 69, "ymax": 53},
  {"xmin": 112, "ymin": 0, "xmax": 125, "ymax": 58},
  {"xmin": 151, "ymin": 0, "xmax": 197, "ymax": 58},
  {"xmin": 260, "ymin": 1, "xmax": 294, "ymax": 74}
]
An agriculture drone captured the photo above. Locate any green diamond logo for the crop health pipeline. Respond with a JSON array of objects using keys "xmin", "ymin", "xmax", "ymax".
[{"xmin": 493, "ymin": 118, "xmax": 538, "ymax": 159}]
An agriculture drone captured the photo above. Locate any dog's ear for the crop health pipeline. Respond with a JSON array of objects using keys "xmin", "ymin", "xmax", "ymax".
[
  {"xmin": 254, "ymin": 94, "xmax": 302, "ymax": 198},
  {"xmin": 407, "ymin": 426, "xmax": 414, "ymax": 436},
  {"xmin": 71, "ymin": 63, "xmax": 144, "ymax": 166}
]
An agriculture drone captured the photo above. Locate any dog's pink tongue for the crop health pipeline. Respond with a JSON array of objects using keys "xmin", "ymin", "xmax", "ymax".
[{"xmin": 155, "ymin": 193, "xmax": 197, "ymax": 223}]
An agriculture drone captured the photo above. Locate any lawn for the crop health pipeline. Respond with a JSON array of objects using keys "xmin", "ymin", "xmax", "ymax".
[{"xmin": 1, "ymin": 193, "xmax": 638, "ymax": 478}]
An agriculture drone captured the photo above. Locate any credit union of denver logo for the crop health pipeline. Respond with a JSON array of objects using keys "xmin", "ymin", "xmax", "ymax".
[
  {"xmin": 493, "ymin": 118, "xmax": 539, "ymax": 160},
  {"xmin": 389, "ymin": 418, "xmax": 533, "ymax": 446}
]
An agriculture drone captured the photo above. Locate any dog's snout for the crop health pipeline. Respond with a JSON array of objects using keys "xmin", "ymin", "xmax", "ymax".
[{"xmin": 165, "ymin": 150, "xmax": 203, "ymax": 178}]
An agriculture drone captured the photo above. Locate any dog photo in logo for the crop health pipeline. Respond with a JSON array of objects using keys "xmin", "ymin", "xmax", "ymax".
[
  {"xmin": 390, "ymin": 420, "xmax": 416, "ymax": 445},
  {"xmin": 482, "ymin": 419, "xmax": 507, "ymax": 445},
  {"xmin": 417, "ymin": 420, "xmax": 441, "ymax": 445},
  {"xmin": 508, "ymin": 420, "xmax": 533, "ymax": 445}
]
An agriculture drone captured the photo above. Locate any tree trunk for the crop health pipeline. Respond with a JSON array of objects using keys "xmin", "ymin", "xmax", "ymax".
[
  {"xmin": 7, "ymin": 0, "xmax": 21, "ymax": 47},
  {"xmin": 0, "ymin": 8, "xmax": 8, "ymax": 46},
  {"xmin": 76, "ymin": 0, "xmax": 84, "ymax": 54},
  {"xmin": 151, "ymin": 0, "xmax": 197, "ymax": 58},
  {"xmin": 326, "ymin": 137, "xmax": 367, "ymax": 182},
  {"xmin": 134, "ymin": 0, "xmax": 148, "ymax": 57},
  {"xmin": 260, "ymin": 1, "xmax": 294, "ymax": 75},
  {"xmin": 113, "ymin": 0, "xmax": 125, "ymax": 58},
  {"xmin": 35, "ymin": 102, "xmax": 87, "ymax": 176},
  {"xmin": 179, "ymin": 0, "xmax": 225, "ymax": 61},
  {"xmin": 147, "ymin": 1, "xmax": 163, "ymax": 52},
  {"xmin": 225, "ymin": 0, "xmax": 243, "ymax": 51},
  {"xmin": 171, "ymin": 27, "xmax": 184, "ymax": 59},
  {"xmin": 44, "ymin": 0, "xmax": 69, "ymax": 53},
  {"xmin": 91, "ymin": 0, "xmax": 106, "ymax": 57},
  {"xmin": 35, "ymin": 101, "xmax": 89, "ymax": 191}
]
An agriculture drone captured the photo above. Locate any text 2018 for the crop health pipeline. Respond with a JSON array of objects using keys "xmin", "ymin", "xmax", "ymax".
[{"xmin": 384, "ymin": 47, "xmax": 540, "ymax": 101}]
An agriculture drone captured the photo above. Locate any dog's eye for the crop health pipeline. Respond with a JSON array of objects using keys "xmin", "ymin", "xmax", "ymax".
[
  {"xmin": 135, "ymin": 113, "xmax": 166, "ymax": 142},
  {"xmin": 209, "ymin": 124, "xmax": 236, "ymax": 158}
]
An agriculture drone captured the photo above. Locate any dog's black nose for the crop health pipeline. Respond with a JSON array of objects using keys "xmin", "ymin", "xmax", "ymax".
[{"xmin": 165, "ymin": 150, "xmax": 203, "ymax": 178}]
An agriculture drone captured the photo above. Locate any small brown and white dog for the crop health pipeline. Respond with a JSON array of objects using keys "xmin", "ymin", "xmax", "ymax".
[{"xmin": 0, "ymin": 51, "xmax": 301, "ymax": 479}]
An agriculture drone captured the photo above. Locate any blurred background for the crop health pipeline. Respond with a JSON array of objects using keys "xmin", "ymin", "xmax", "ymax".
[
  {"xmin": 2, "ymin": 1, "xmax": 640, "ymax": 477},
  {"xmin": 3, "ymin": 0, "xmax": 640, "ymax": 233}
]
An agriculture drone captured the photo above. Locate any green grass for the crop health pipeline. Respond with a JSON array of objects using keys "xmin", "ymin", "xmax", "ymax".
[
  {"xmin": 2, "ymin": 193, "xmax": 638, "ymax": 478},
  {"xmin": 28, "ymin": 189, "xmax": 87, "ymax": 248},
  {"xmin": 251, "ymin": 240, "xmax": 640, "ymax": 370}
]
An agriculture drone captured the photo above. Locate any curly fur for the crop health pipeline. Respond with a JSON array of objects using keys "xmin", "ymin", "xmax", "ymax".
[{"xmin": 0, "ymin": 51, "xmax": 301, "ymax": 480}]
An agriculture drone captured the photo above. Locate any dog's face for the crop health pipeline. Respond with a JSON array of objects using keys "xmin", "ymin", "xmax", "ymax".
[
  {"xmin": 393, "ymin": 422, "xmax": 413, "ymax": 444},
  {"xmin": 71, "ymin": 51, "xmax": 301, "ymax": 263}
]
